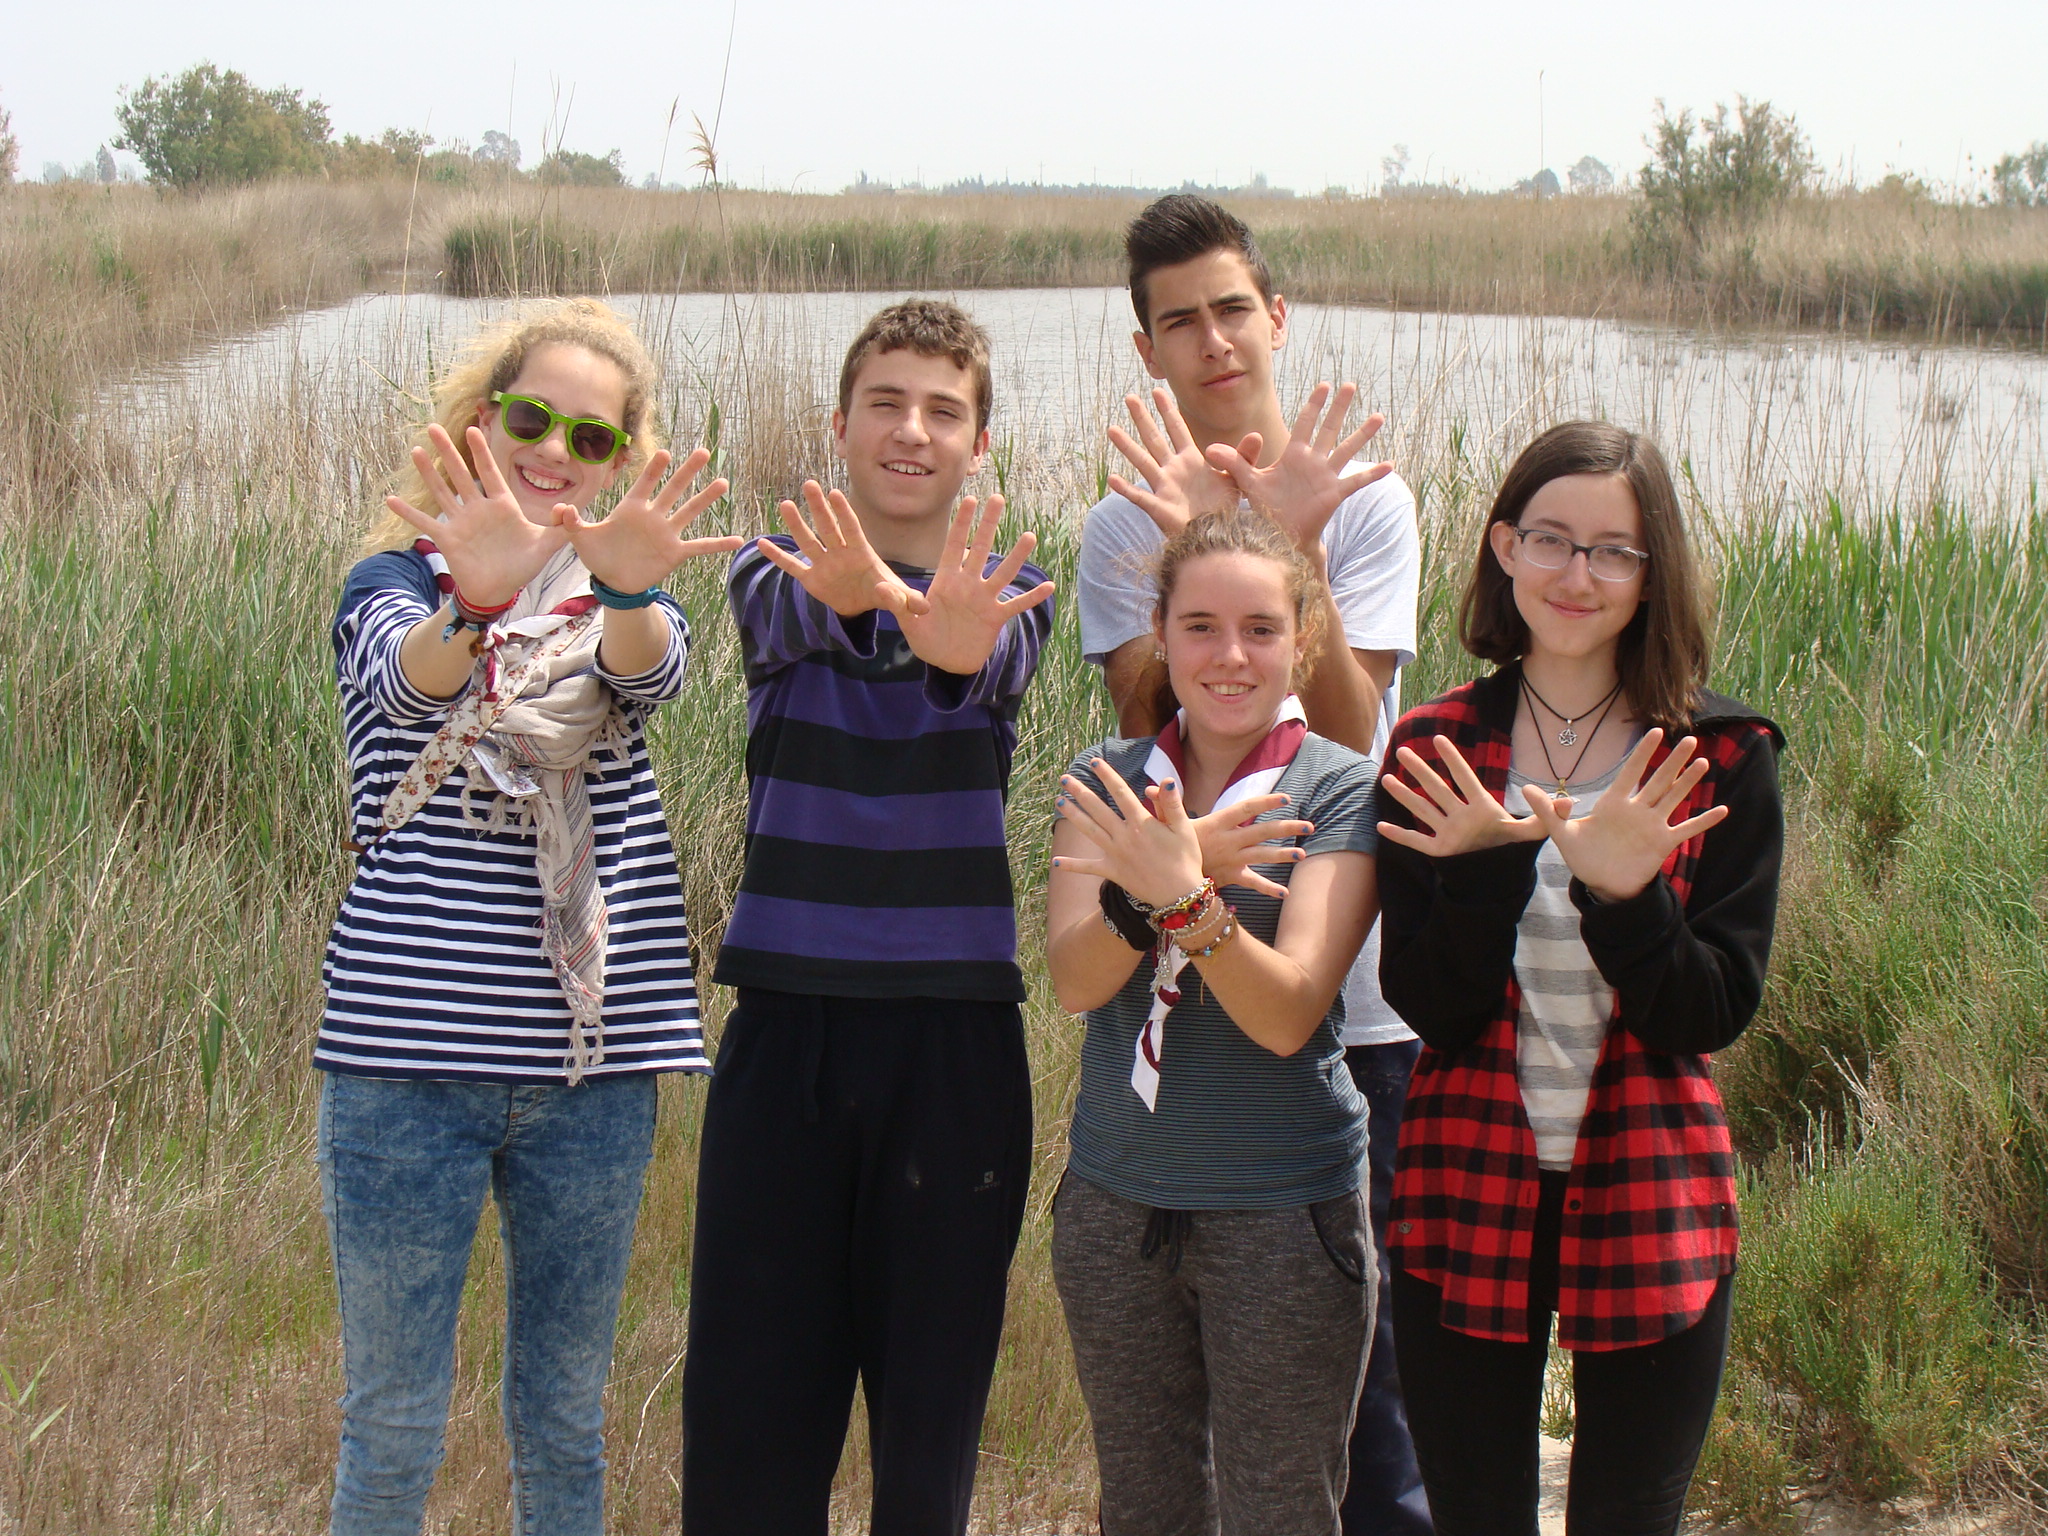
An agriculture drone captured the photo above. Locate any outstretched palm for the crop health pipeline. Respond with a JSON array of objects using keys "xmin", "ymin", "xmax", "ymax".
[
  {"xmin": 1207, "ymin": 382, "xmax": 1392, "ymax": 549},
  {"xmin": 1106, "ymin": 388, "xmax": 1257, "ymax": 537},
  {"xmin": 1172, "ymin": 788, "xmax": 1313, "ymax": 898},
  {"xmin": 881, "ymin": 495, "xmax": 1057, "ymax": 676},
  {"xmin": 1378, "ymin": 735, "xmax": 1553, "ymax": 857},
  {"xmin": 1521, "ymin": 730, "xmax": 1729, "ymax": 902},
  {"xmin": 556, "ymin": 446, "xmax": 745, "ymax": 590},
  {"xmin": 1054, "ymin": 760, "xmax": 1208, "ymax": 908},
  {"xmin": 384, "ymin": 424, "xmax": 566, "ymax": 606},
  {"xmin": 756, "ymin": 480, "xmax": 909, "ymax": 617}
]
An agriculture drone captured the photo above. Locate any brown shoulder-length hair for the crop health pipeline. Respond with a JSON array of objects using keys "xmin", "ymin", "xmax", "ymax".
[{"xmin": 1457, "ymin": 421, "xmax": 1715, "ymax": 732}]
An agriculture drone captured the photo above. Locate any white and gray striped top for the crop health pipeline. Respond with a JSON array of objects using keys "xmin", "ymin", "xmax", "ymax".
[
  {"xmin": 317, "ymin": 550, "xmax": 708, "ymax": 1083},
  {"xmin": 1507, "ymin": 760, "xmax": 1627, "ymax": 1172}
]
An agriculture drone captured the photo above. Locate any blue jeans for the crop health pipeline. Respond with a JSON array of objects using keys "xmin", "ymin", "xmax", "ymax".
[
  {"xmin": 1343, "ymin": 1039, "xmax": 1435, "ymax": 1535},
  {"xmin": 318, "ymin": 1070, "xmax": 658, "ymax": 1536}
]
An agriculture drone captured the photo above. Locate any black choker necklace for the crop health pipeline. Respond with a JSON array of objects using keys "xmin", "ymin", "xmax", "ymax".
[{"xmin": 1521, "ymin": 676, "xmax": 1625, "ymax": 792}]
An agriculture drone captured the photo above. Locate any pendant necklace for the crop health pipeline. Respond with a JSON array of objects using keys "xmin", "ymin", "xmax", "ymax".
[
  {"xmin": 1520, "ymin": 674, "xmax": 1623, "ymax": 748},
  {"xmin": 1522, "ymin": 676, "xmax": 1624, "ymax": 792}
]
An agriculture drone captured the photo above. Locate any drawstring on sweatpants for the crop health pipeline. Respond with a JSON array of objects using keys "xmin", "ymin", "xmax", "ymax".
[{"xmin": 1140, "ymin": 1207, "xmax": 1193, "ymax": 1274}]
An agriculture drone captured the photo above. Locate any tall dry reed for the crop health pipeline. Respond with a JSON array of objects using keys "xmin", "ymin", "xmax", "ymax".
[{"xmin": 430, "ymin": 182, "xmax": 2048, "ymax": 343}]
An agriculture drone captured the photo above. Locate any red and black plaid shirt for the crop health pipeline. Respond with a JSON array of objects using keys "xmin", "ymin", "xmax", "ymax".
[{"xmin": 1378, "ymin": 665, "xmax": 1783, "ymax": 1351}]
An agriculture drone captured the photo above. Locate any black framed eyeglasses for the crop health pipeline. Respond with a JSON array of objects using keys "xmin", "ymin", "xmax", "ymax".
[
  {"xmin": 1510, "ymin": 526, "xmax": 1649, "ymax": 582},
  {"xmin": 491, "ymin": 392, "xmax": 631, "ymax": 465}
]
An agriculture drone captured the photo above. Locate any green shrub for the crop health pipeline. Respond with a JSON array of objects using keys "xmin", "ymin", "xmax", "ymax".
[
  {"xmin": 1632, "ymin": 97, "xmax": 1817, "ymax": 274},
  {"xmin": 1733, "ymin": 1152, "xmax": 2028, "ymax": 1499},
  {"xmin": 114, "ymin": 64, "xmax": 332, "ymax": 189},
  {"xmin": 1991, "ymin": 143, "xmax": 2048, "ymax": 208},
  {"xmin": 1691, "ymin": 1363, "xmax": 1803, "ymax": 1529},
  {"xmin": 535, "ymin": 149, "xmax": 625, "ymax": 188}
]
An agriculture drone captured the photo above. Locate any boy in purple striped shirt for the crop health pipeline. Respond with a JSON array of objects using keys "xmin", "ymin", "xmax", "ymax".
[{"xmin": 681, "ymin": 300, "xmax": 1056, "ymax": 1536}]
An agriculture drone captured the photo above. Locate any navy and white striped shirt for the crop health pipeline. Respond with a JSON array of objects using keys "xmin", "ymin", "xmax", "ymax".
[
  {"xmin": 317, "ymin": 549, "xmax": 708, "ymax": 1081},
  {"xmin": 712, "ymin": 537, "xmax": 1053, "ymax": 1001}
]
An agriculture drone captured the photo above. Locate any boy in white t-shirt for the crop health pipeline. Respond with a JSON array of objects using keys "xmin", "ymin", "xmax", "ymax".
[{"xmin": 1074, "ymin": 193, "xmax": 1432, "ymax": 1535}]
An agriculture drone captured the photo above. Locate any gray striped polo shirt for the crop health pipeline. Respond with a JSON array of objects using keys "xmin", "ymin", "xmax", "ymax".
[{"xmin": 1063, "ymin": 732, "xmax": 1377, "ymax": 1209}]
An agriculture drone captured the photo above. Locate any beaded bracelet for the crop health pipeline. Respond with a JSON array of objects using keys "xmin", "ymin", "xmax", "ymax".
[
  {"xmin": 1167, "ymin": 896, "xmax": 1231, "ymax": 953},
  {"xmin": 1180, "ymin": 912, "xmax": 1238, "ymax": 959},
  {"xmin": 1146, "ymin": 878, "xmax": 1218, "ymax": 937},
  {"xmin": 591, "ymin": 577, "xmax": 660, "ymax": 610}
]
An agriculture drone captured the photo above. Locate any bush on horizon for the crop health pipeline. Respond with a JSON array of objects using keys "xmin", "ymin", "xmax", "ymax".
[
  {"xmin": 1632, "ymin": 95, "xmax": 1818, "ymax": 273},
  {"xmin": 114, "ymin": 63, "xmax": 332, "ymax": 188}
]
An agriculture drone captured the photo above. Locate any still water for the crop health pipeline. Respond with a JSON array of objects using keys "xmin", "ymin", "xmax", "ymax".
[{"xmin": 127, "ymin": 287, "xmax": 2047, "ymax": 519}]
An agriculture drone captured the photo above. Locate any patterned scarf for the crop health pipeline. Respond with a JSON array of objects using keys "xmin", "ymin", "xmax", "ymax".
[
  {"xmin": 1129, "ymin": 695, "xmax": 1308, "ymax": 1111},
  {"xmin": 365, "ymin": 543, "xmax": 629, "ymax": 1083}
]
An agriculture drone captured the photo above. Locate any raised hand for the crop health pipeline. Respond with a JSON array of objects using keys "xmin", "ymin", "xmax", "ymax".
[
  {"xmin": 1106, "ymin": 388, "xmax": 1258, "ymax": 537},
  {"xmin": 1377, "ymin": 735, "xmax": 1553, "ymax": 857},
  {"xmin": 1164, "ymin": 788, "xmax": 1313, "ymax": 898},
  {"xmin": 556, "ymin": 446, "xmax": 745, "ymax": 589},
  {"xmin": 1206, "ymin": 382, "xmax": 1392, "ymax": 549},
  {"xmin": 1519, "ymin": 730, "xmax": 1729, "ymax": 902},
  {"xmin": 757, "ymin": 480, "xmax": 910, "ymax": 617},
  {"xmin": 1052, "ymin": 760, "xmax": 1208, "ymax": 909},
  {"xmin": 385, "ymin": 424, "xmax": 567, "ymax": 606},
  {"xmin": 880, "ymin": 495, "xmax": 1056, "ymax": 676}
]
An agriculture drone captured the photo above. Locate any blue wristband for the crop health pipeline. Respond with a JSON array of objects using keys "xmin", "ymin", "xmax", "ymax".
[{"xmin": 590, "ymin": 578, "xmax": 660, "ymax": 610}]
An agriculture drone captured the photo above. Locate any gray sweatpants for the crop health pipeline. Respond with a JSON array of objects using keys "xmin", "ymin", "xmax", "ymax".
[{"xmin": 1051, "ymin": 1170, "xmax": 1375, "ymax": 1536}]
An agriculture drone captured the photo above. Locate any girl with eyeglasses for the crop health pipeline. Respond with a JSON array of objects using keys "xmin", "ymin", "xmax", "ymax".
[
  {"xmin": 316, "ymin": 297, "xmax": 741, "ymax": 1536},
  {"xmin": 1374, "ymin": 421, "xmax": 1784, "ymax": 1536}
]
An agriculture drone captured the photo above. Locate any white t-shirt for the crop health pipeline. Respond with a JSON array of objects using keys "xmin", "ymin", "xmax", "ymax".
[{"xmin": 1075, "ymin": 471, "xmax": 1422, "ymax": 1044}]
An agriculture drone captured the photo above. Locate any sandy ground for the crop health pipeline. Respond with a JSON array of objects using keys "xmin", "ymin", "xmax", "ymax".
[{"xmin": 1538, "ymin": 1435, "xmax": 2032, "ymax": 1536}]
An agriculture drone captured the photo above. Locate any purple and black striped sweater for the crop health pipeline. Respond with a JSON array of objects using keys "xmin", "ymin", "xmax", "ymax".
[{"xmin": 712, "ymin": 536, "xmax": 1054, "ymax": 1002}]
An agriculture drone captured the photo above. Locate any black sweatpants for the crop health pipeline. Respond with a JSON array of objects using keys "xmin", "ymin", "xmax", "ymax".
[
  {"xmin": 1391, "ymin": 1173, "xmax": 1733, "ymax": 1536},
  {"xmin": 679, "ymin": 989, "xmax": 1033, "ymax": 1536}
]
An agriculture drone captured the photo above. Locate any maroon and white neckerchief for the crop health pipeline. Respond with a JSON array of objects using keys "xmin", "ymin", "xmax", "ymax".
[{"xmin": 1130, "ymin": 695, "xmax": 1308, "ymax": 1111}]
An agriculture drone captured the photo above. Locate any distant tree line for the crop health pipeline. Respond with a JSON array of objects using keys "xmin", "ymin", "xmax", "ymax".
[
  {"xmin": 1, "ymin": 64, "xmax": 2044, "ymax": 214},
  {"xmin": 96, "ymin": 62, "xmax": 625, "ymax": 190}
]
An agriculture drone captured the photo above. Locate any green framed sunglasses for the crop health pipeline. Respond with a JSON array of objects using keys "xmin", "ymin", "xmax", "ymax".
[{"xmin": 491, "ymin": 392, "xmax": 632, "ymax": 465}]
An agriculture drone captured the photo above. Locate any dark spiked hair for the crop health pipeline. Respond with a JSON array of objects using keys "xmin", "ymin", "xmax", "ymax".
[{"xmin": 1125, "ymin": 194, "xmax": 1276, "ymax": 334}]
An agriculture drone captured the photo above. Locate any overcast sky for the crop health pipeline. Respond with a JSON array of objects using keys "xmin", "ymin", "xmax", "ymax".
[{"xmin": 9, "ymin": 0, "xmax": 2044, "ymax": 194}]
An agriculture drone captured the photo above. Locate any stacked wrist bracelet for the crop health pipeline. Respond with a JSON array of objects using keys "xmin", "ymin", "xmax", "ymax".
[
  {"xmin": 1100, "ymin": 876, "xmax": 1238, "ymax": 959},
  {"xmin": 1173, "ymin": 899, "xmax": 1238, "ymax": 958},
  {"xmin": 1148, "ymin": 878, "xmax": 1217, "ymax": 936},
  {"xmin": 590, "ymin": 577, "xmax": 660, "ymax": 610},
  {"xmin": 1126, "ymin": 877, "xmax": 1240, "ymax": 957},
  {"xmin": 442, "ymin": 585, "xmax": 519, "ymax": 643}
]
